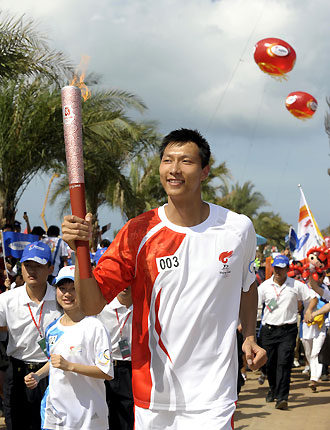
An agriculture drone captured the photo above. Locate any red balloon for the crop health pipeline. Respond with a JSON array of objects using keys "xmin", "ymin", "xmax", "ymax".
[
  {"xmin": 285, "ymin": 91, "xmax": 318, "ymax": 120},
  {"xmin": 253, "ymin": 38, "xmax": 296, "ymax": 79}
]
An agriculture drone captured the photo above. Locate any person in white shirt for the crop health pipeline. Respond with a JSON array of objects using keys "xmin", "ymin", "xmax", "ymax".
[
  {"xmin": 309, "ymin": 275, "xmax": 330, "ymax": 302},
  {"xmin": 258, "ymin": 255, "xmax": 318, "ymax": 410},
  {"xmin": 0, "ymin": 241, "xmax": 61, "ymax": 430},
  {"xmin": 98, "ymin": 286, "xmax": 133, "ymax": 430},
  {"xmin": 24, "ymin": 265, "xmax": 113, "ymax": 430},
  {"xmin": 300, "ymin": 273, "xmax": 327, "ymax": 391}
]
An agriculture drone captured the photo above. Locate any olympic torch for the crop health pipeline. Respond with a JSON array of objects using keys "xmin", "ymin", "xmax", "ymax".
[{"xmin": 61, "ymin": 85, "xmax": 92, "ymax": 279}]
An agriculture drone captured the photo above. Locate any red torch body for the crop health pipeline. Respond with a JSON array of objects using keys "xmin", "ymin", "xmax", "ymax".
[{"xmin": 61, "ymin": 86, "xmax": 92, "ymax": 279}]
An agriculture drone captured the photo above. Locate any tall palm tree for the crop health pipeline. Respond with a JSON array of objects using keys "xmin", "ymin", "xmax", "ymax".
[
  {"xmin": 0, "ymin": 77, "xmax": 64, "ymax": 224},
  {"xmin": 218, "ymin": 181, "xmax": 267, "ymax": 219},
  {"xmin": 253, "ymin": 211, "xmax": 289, "ymax": 248},
  {"xmin": 201, "ymin": 157, "xmax": 230, "ymax": 203},
  {"xmin": 120, "ymin": 153, "xmax": 166, "ymax": 219},
  {"xmin": 0, "ymin": 13, "xmax": 71, "ymax": 81}
]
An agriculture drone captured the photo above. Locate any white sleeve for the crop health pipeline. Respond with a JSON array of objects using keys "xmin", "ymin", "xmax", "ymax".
[
  {"xmin": 321, "ymin": 287, "xmax": 330, "ymax": 302},
  {"xmin": 60, "ymin": 240, "xmax": 68, "ymax": 257},
  {"xmin": 297, "ymin": 281, "xmax": 317, "ymax": 302},
  {"xmin": 0, "ymin": 293, "xmax": 8, "ymax": 326},
  {"xmin": 93, "ymin": 320, "xmax": 114, "ymax": 378},
  {"xmin": 242, "ymin": 217, "xmax": 257, "ymax": 292},
  {"xmin": 257, "ymin": 284, "xmax": 265, "ymax": 307}
]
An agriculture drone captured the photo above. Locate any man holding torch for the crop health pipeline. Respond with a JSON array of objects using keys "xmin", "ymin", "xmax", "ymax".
[{"xmin": 62, "ymin": 128, "xmax": 266, "ymax": 430}]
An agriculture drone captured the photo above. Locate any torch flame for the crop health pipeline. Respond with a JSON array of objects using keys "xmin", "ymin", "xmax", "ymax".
[{"xmin": 70, "ymin": 55, "xmax": 91, "ymax": 101}]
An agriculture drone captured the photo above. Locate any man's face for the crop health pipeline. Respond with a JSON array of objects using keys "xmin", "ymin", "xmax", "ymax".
[
  {"xmin": 273, "ymin": 266, "xmax": 289, "ymax": 285},
  {"xmin": 22, "ymin": 260, "xmax": 53, "ymax": 288},
  {"xmin": 159, "ymin": 142, "xmax": 209, "ymax": 200}
]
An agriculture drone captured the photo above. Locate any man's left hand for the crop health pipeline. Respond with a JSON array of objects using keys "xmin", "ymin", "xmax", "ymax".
[{"xmin": 242, "ymin": 337, "xmax": 267, "ymax": 370}]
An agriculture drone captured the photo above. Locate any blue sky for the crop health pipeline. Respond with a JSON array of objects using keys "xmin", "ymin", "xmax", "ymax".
[{"xmin": 2, "ymin": 0, "xmax": 330, "ymax": 238}]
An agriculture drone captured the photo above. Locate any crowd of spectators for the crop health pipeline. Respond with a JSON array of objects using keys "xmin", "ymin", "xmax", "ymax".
[{"xmin": 0, "ymin": 212, "xmax": 328, "ymax": 428}]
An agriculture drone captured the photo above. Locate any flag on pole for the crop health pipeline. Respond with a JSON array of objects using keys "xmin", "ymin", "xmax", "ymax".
[
  {"xmin": 2, "ymin": 231, "xmax": 39, "ymax": 260},
  {"xmin": 292, "ymin": 185, "xmax": 324, "ymax": 261},
  {"xmin": 101, "ymin": 223, "xmax": 111, "ymax": 234}
]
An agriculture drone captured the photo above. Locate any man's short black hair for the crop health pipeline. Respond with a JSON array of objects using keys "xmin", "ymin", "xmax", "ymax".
[
  {"xmin": 100, "ymin": 239, "xmax": 111, "ymax": 248},
  {"xmin": 159, "ymin": 128, "xmax": 211, "ymax": 168},
  {"xmin": 31, "ymin": 226, "xmax": 46, "ymax": 237},
  {"xmin": 47, "ymin": 225, "xmax": 60, "ymax": 237}
]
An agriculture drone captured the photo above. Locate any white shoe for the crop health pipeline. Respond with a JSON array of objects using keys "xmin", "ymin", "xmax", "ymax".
[
  {"xmin": 302, "ymin": 365, "xmax": 310, "ymax": 374},
  {"xmin": 293, "ymin": 359, "xmax": 300, "ymax": 368}
]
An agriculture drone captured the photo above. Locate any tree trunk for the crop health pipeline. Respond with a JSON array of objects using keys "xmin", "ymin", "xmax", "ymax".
[{"xmin": 3, "ymin": 193, "xmax": 16, "ymax": 225}]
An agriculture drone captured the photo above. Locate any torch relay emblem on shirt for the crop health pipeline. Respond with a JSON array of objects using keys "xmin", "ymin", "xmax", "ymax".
[
  {"xmin": 219, "ymin": 251, "xmax": 233, "ymax": 263},
  {"xmin": 219, "ymin": 250, "xmax": 234, "ymax": 276}
]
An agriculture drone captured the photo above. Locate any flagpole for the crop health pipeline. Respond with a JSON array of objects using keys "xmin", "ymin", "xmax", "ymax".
[
  {"xmin": 298, "ymin": 184, "xmax": 323, "ymax": 246},
  {"xmin": 0, "ymin": 230, "xmax": 9, "ymax": 280}
]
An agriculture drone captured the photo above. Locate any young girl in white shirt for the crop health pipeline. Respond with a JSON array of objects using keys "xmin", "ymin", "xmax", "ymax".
[{"xmin": 24, "ymin": 266, "xmax": 113, "ymax": 430}]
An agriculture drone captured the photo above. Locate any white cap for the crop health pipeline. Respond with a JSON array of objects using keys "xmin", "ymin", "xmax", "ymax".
[{"xmin": 54, "ymin": 265, "xmax": 75, "ymax": 285}]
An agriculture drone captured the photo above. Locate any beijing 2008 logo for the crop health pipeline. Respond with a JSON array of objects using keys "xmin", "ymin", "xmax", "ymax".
[
  {"xmin": 63, "ymin": 105, "xmax": 75, "ymax": 125},
  {"xmin": 219, "ymin": 250, "xmax": 234, "ymax": 276}
]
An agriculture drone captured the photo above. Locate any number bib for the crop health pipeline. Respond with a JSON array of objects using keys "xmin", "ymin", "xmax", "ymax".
[{"xmin": 156, "ymin": 255, "xmax": 180, "ymax": 273}]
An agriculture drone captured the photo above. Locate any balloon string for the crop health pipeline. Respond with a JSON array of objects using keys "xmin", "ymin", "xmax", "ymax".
[
  {"xmin": 205, "ymin": 2, "xmax": 265, "ymax": 132},
  {"xmin": 240, "ymin": 78, "xmax": 268, "ymax": 182}
]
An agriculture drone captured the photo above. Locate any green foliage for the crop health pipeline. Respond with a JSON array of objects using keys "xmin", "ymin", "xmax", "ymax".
[
  {"xmin": 0, "ymin": 77, "xmax": 64, "ymax": 222},
  {"xmin": 0, "ymin": 12, "xmax": 71, "ymax": 223},
  {"xmin": 0, "ymin": 13, "xmax": 71, "ymax": 81},
  {"xmin": 253, "ymin": 211, "xmax": 289, "ymax": 249},
  {"xmin": 217, "ymin": 181, "xmax": 267, "ymax": 219},
  {"xmin": 201, "ymin": 157, "xmax": 230, "ymax": 203},
  {"xmin": 123, "ymin": 153, "xmax": 167, "ymax": 219},
  {"xmin": 321, "ymin": 225, "xmax": 330, "ymax": 237}
]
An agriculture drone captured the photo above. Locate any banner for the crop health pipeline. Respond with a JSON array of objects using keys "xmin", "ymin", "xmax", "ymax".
[
  {"xmin": 2, "ymin": 231, "xmax": 39, "ymax": 259},
  {"xmin": 292, "ymin": 185, "xmax": 324, "ymax": 261}
]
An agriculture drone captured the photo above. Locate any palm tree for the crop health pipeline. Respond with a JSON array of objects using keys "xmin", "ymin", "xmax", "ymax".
[
  {"xmin": 120, "ymin": 153, "xmax": 167, "ymax": 219},
  {"xmin": 0, "ymin": 13, "xmax": 71, "ymax": 81},
  {"xmin": 201, "ymin": 157, "xmax": 230, "ymax": 203},
  {"xmin": 0, "ymin": 77, "xmax": 64, "ymax": 224},
  {"xmin": 253, "ymin": 211, "xmax": 289, "ymax": 248},
  {"xmin": 217, "ymin": 181, "xmax": 267, "ymax": 219}
]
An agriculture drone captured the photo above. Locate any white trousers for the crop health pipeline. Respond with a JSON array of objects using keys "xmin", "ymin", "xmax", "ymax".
[
  {"xmin": 302, "ymin": 332, "xmax": 326, "ymax": 382},
  {"xmin": 134, "ymin": 403, "xmax": 236, "ymax": 430}
]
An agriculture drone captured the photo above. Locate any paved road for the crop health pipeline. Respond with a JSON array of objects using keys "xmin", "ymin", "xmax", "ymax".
[
  {"xmin": 235, "ymin": 367, "xmax": 330, "ymax": 430},
  {"xmin": 0, "ymin": 366, "xmax": 328, "ymax": 429}
]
